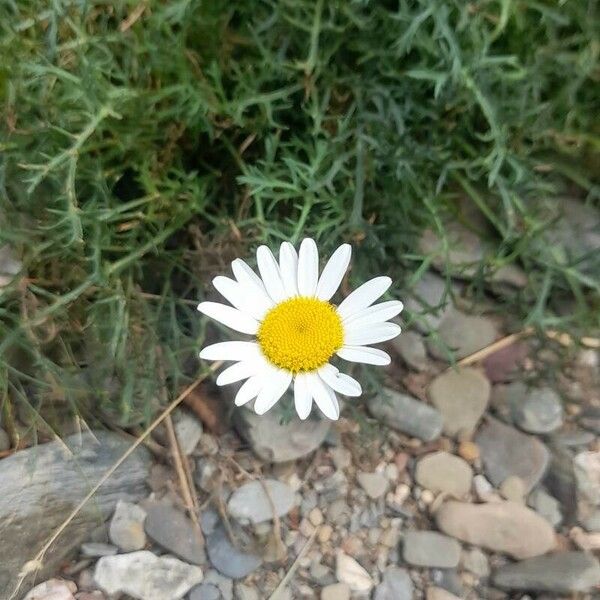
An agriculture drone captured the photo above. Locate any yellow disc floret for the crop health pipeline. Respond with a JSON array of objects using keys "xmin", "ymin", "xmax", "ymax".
[{"xmin": 258, "ymin": 297, "xmax": 344, "ymax": 373}]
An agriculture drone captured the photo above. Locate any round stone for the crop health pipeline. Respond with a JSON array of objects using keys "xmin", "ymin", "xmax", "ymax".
[
  {"xmin": 429, "ymin": 368, "xmax": 490, "ymax": 438},
  {"xmin": 415, "ymin": 451, "xmax": 473, "ymax": 498},
  {"xmin": 509, "ymin": 385, "xmax": 564, "ymax": 434}
]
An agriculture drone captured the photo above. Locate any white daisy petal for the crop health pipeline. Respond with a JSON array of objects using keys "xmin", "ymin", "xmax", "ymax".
[
  {"xmin": 316, "ymin": 243, "xmax": 351, "ymax": 301},
  {"xmin": 294, "ymin": 373, "xmax": 312, "ymax": 420},
  {"xmin": 212, "ymin": 276, "xmax": 270, "ymax": 321},
  {"xmin": 344, "ymin": 322, "xmax": 401, "ymax": 345},
  {"xmin": 337, "ymin": 345, "xmax": 392, "ymax": 365},
  {"xmin": 199, "ymin": 341, "xmax": 261, "ymax": 361},
  {"xmin": 257, "ymin": 245, "xmax": 287, "ymax": 302},
  {"xmin": 307, "ymin": 373, "xmax": 340, "ymax": 420},
  {"xmin": 297, "ymin": 238, "xmax": 319, "ymax": 296},
  {"xmin": 337, "ymin": 276, "xmax": 392, "ymax": 319},
  {"xmin": 197, "ymin": 301, "xmax": 259, "ymax": 335},
  {"xmin": 216, "ymin": 359, "xmax": 264, "ymax": 386},
  {"xmin": 279, "ymin": 242, "xmax": 299, "ymax": 298},
  {"xmin": 254, "ymin": 368, "xmax": 293, "ymax": 415},
  {"xmin": 318, "ymin": 364, "xmax": 362, "ymax": 397},
  {"xmin": 212, "ymin": 276, "xmax": 243, "ymax": 309},
  {"xmin": 231, "ymin": 258, "xmax": 274, "ymax": 307},
  {"xmin": 343, "ymin": 300, "xmax": 404, "ymax": 327},
  {"xmin": 232, "ymin": 258, "xmax": 265, "ymax": 290},
  {"xmin": 235, "ymin": 375, "xmax": 263, "ymax": 406}
]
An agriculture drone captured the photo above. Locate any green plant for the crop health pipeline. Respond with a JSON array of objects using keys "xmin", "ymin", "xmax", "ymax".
[{"xmin": 1, "ymin": 0, "xmax": 598, "ymax": 432}]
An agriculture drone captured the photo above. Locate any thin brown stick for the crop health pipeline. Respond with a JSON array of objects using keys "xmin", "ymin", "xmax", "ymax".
[
  {"xmin": 267, "ymin": 526, "xmax": 318, "ymax": 600},
  {"xmin": 545, "ymin": 329, "xmax": 600, "ymax": 349},
  {"xmin": 138, "ymin": 291, "xmax": 197, "ymax": 306},
  {"xmin": 180, "ymin": 437, "xmax": 201, "ymax": 513},
  {"xmin": 456, "ymin": 327, "xmax": 533, "ymax": 367},
  {"xmin": 157, "ymin": 352, "xmax": 201, "ymax": 529},
  {"xmin": 9, "ymin": 364, "xmax": 221, "ymax": 600},
  {"xmin": 456, "ymin": 326, "xmax": 600, "ymax": 370},
  {"xmin": 164, "ymin": 413, "xmax": 202, "ymax": 535},
  {"xmin": 259, "ymin": 478, "xmax": 287, "ymax": 561}
]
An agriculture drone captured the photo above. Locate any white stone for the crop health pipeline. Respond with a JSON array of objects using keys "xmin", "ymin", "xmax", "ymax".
[
  {"xmin": 335, "ymin": 552, "xmax": 373, "ymax": 593},
  {"xmin": 24, "ymin": 579, "xmax": 76, "ymax": 600},
  {"xmin": 94, "ymin": 551, "xmax": 203, "ymax": 600}
]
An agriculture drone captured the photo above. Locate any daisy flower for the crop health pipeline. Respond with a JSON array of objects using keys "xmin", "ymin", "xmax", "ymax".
[{"xmin": 198, "ymin": 238, "xmax": 403, "ymax": 420}]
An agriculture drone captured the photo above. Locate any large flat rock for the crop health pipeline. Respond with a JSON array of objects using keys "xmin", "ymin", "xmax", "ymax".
[{"xmin": 0, "ymin": 431, "xmax": 151, "ymax": 598}]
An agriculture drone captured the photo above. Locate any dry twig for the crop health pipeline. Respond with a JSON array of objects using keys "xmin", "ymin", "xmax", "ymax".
[
  {"xmin": 164, "ymin": 413, "xmax": 202, "ymax": 535},
  {"xmin": 267, "ymin": 526, "xmax": 318, "ymax": 600}
]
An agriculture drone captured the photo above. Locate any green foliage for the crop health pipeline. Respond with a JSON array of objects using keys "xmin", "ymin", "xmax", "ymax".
[{"xmin": 1, "ymin": 0, "xmax": 598, "ymax": 428}]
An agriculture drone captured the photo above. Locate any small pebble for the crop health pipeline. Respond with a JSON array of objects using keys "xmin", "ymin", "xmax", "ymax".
[
  {"xmin": 318, "ymin": 524, "xmax": 333, "ymax": 543},
  {"xmin": 458, "ymin": 440, "xmax": 480, "ymax": 462},
  {"xmin": 330, "ymin": 447, "xmax": 352, "ymax": 470},
  {"xmin": 24, "ymin": 579, "xmax": 77, "ymax": 600},
  {"xmin": 309, "ymin": 508, "xmax": 324, "ymax": 527},
  {"xmin": 321, "ymin": 583, "xmax": 350, "ymax": 600},
  {"xmin": 299, "ymin": 518, "xmax": 316, "ymax": 538},
  {"xmin": 394, "ymin": 452, "xmax": 409, "ymax": 473},
  {"xmin": 108, "ymin": 500, "xmax": 147, "ymax": 552},
  {"xmin": 357, "ymin": 471, "xmax": 389, "ymax": 500},
  {"xmin": 421, "ymin": 489, "xmax": 434, "ymax": 505},
  {"xmin": 384, "ymin": 463, "xmax": 399, "ymax": 482}
]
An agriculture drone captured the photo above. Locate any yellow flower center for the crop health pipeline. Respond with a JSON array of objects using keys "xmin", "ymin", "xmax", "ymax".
[{"xmin": 258, "ymin": 297, "xmax": 344, "ymax": 373}]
